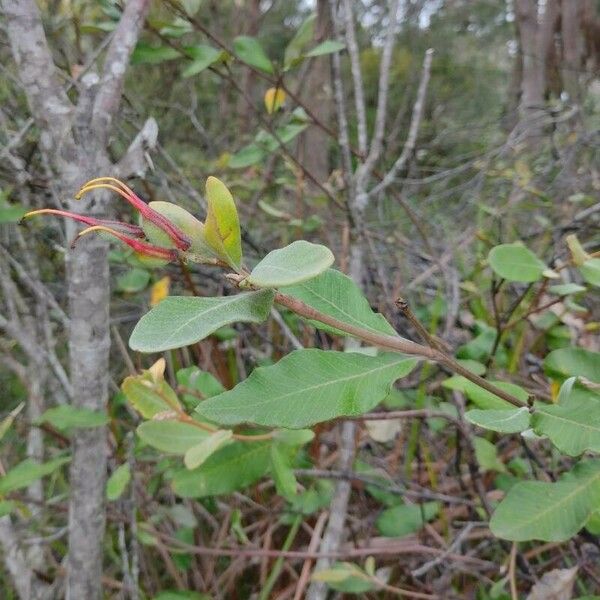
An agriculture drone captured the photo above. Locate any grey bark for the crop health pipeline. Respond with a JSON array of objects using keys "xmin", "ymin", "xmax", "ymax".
[{"xmin": 1, "ymin": 1, "xmax": 152, "ymax": 598}]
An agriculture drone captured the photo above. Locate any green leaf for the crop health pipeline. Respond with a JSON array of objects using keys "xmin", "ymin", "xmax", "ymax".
[
  {"xmin": 0, "ymin": 457, "xmax": 70, "ymax": 494},
  {"xmin": 531, "ymin": 386, "xmax": 600, "ymax": 456},
  {"xmin": 473, "ymin": 437, "xmax": 506, "ymax": 472},
  {"xmin": 131, "ymin": 43, "xmax": 180, "ymax": 65},
  {"xmin": 580, "ymin": 258, "xmax": 600, "ymax": 287},
  {"xmin": 172, "ymin": 440, "xmax": 271, "ymax": 497},
  {"xmin": 376, "ymin": 502, "xmax": 439, "ymax": 537},
  {"xmin": 121, "ymin": 374, "xmax": 181, "ymax": 419},
  {"xmin": 270, "ymin": 443, "xmax": 297, "ymax": 499},
  {"xmin": 184, "ymin": 429, "xmax": 233, "ymax": 469},
  {"xmin": 549, "ymin": 283, "xmax": 587, "ymax": 296},
  {"xmin": 304, "ymin": 40, "xmax": 346, "ymax": 58},
  {"xmin": 0, "ymin": 200, "xmax": 27, "ymax": 223},
  {"xmin": 488, "ymin": 243, "xmax": 547, "ymax": 282},
  {"xmin": 228, "ymin": 143, "xmax": 265, "ymax": 169},
  {"xmin": 0, "ymin": 500, "xmax": 16, "ymax": 518},
  {"xmin": 282, "ymin": 269, "xmax": 396, "ymax": 337},
  {"xmin": 442, "ymin": 376, "xmax": 528, "ymax": 410},
  {"xmin": 312, "ymin": 563, "xmax": 377, "ymax": 593},
  {"xmin": 233, "ymin": 36, "xmax": 273, "ymax": 73},
  {"xmin": 177, "ymin": 367, "xmax": 225, "ymax": 408},
  {"xmin": 272, "ymin": 429, "xmax": 314, "ymax": 446},
  {"xmin": 106, "ymin": 463, "xmax": 131, "ymax": 501},
  {"xmin": 466, "ymin": 407, "xmax": 530, "ymax": 433},
  {"xmin": 204, "ymin": 176, "xmax": 243, "ymax": 268},
  {"xmin": 137, "ymin": 421, "xmax": 210, "ymax": 454},
  {"xmin": 247, "ymin": 241, "xmax": 334, "ymax": 288},
  {"xmin": 544, "ymin": 347, "xmax": 600, "ymax": 383},
  {"xmin": 116, "ymin": 268, "xmax": 150, "ymax": 293},
  {"xmin": 284, "ymin": 13, "xmax": 316, "ymax": 68},
  {"xmin": 490, "ymin": 460, "xmax": 600, "ymax": 542},
  {"xmin": 129, "ymin": 290, "xmax": 274, "ymax": 352},
  {"xmin": 37, "ymin": 406, "xmax": 109, "ymax": 431},
  {"xmin": 153, "ymin": 592, "xmax": 209, "ymax": 600},
  {"xmin": 182, "ymin": 44, "xmax": 223, "ymax": 77},
  {"xmin": 196, "ymin": 350, "xmax": 418, "ymax": 428}
]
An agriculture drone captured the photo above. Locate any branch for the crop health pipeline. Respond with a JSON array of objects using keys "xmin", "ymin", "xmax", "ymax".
[
  {"xmin": 115, "ymin": 117, "xmax": 158, "ymax": 179},
  {"xmin": 342, "ymin": 0, "xmax": 368, "ymax": 156},
  {"xmin": 357, "ymin": 0, "xmax": 401, "ymax": 184},
  {"xmin": 369, "ymin": 48, "xmax": 433, "ymax": 197},
  {"xmin": 1, "ymin": 0, "xmax": 73, "ymax": 146},
  {"xmin": 91, "ymin": 0, "xmax": 151, "ymax": 141}
]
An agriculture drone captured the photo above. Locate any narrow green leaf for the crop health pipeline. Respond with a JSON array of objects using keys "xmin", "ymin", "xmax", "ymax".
[
  {"xmin": 376, "ymin": 502, "xmax": 440, "ymax": 537},
  {"xmin": 466, "ymin": 407, "xmax": 530, "ymax": 433},
  {"xmin": 312, "ymin": 562, "xmax": 376, "ymax": 593},
  {"xmin": 116, "ymin": 268, "xmax": 150, "ymax": 293},
  {"xmin": 204, "ymin": 176, "xmax": 243, "ymax": 268},
  {"xmin": 247, "ymin": 241, "xmax": 334, "ymax": 288},
  {"xmin": 137, "ymin": 421, "xmax": 209, "ymax": 454},
  {"xmin": 284, "ymin": 13, "xmax": 316, "ymax": 68},
  {"xmin": 488, "ymin": 243, "xmax": 546, "ymax": 282},
  {"xmin": 130, "ymin": 291, "xmax": 274, "ymax": 353},
  {"xmin": 304, "ymin": 40, "xmax": 346, "ymax": 58},
  {"xmin": 184, "ymin": 429, "xmax": 233, "ymax": 469},
  {"xmin": 182, "ymin": 44, "xmax": 223, "ymax": 77},
  {"xmin": 490, "ymin": 460, "xmax": 600, "ymax": 542},
  {"xmin": 549, "ymin": 283, "xmax": 587, "ymax": 296},
  {"xmin": 228, "ymin": 143, "xmax": 265, "ymax": 168},
  {"xmin": 473, "ymin": 437, "xmax": 506, "ymax": 472},
  {"xmin": 37, "ymin": 406, "xmax": 109, "ymax": 430},
  {"xmin": 196, "ymin": 350, "xmax": 418, "ymax": 428},
  {"xmin": 271, "ymin": 443, "xmax": 297, "ymax": 498},
  {"xmin": 172, "ymin": 441, "xmax": 271, "ymax": 497},
  {"xmin": 233, "ymin": 36, "xmax": 273, "ymax": 73},
  {"xmin": 106, "ymin": 463, "xmax": 131, "ymax": 501},
  {"xmin": 131, "ymin": 43, "xmax": 180, "ymax": 65},
  {"xmin": 282, "ymin": 268, "xmax": 396, "ymax": 337},
  {"xmin": 0, "ymin": 457, "xmax": 70, "ymax": 494},
  {"xmin": 442, "ymin": 376, "xmax": 528, "ymax": 410}
]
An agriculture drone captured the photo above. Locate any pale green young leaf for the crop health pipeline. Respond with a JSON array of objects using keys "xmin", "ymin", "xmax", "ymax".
[
  {"xmin": 233, "ymin": 36, "xmax": 273, "ymax": 73},
  {"xmin": 172, "ymin": 441, "xmax": 271, "ymax": 497},
  {"xmin": 37, "ymin": 406, "xmax": 109, "ymax": 430},
  {"xmin": 106, "ymin": 463, "xmax": 131, "ymax": 501},
  {"xmin": 442, "ymin": 376, "xmax": 528, "ymax": 410},
  {"xmin": 580, "ymin": 258, "xmax": 600, "ymax": 287},
  {"xmin": 116, "ymin": 268, "xmax": 150, "ymax": 293},
  {"xmin": 196, "ymin": 350, "xmax": 418, "ymax": 428},
  {"xmin": 473, "ymin": 437, "xmax": 506, "ymax": 472},
  {"xmin": 121, "ymin": 375, "xmax": 181, "ymax": 418},
  {"xmin": 312, "ymin": 563, "xmax": 377, "ymax": 593},
  {"xmin": 137, "ymin": 421, "xmax": 209, "ymax": 454},
  {"xmin": 247, "ymin": 241, "xmax": 334, "ymax": 288},
  {"xmin": 184, "ymin": 429, "xmax": 233, "ymax": 470},
  {"xmin": 0, "ymin": 457, "xmax": 70, "ymax": 494},
  {"xmin": 376, "ymin": 502, "xmax": 439, "ymax": 537},
  {"xmin": 270, "ymin": 443, "xmax": 297, "ymax": 499},
  {"xmin": 304, "ymin": 40, "xmax": 346, "ymax": 58},
  {"xmin": 203, "ymin": 176, "xmax": 242, "ymax": 268},
  {"xmin": 490, "ymin": 460, "xmax": 600, "ymax": 541},
  {"xmin": 273, "ymin": 429, "xmax": 315, "ymax": 446},
  {"xmin": 282, "ymin": 269, "xmax": 396, "ymax": 337},
  {"xmin": 129, "ymin": 290, "xmax": 274, "ymax": 353},
  {"xmin": 466, "ymin": 407, "xmax": 530, "ymax": 433},
  {"xmin": 488, "ymin": 243, "xmax": 546, "ymax": 282},
  {"xmin": 544, "ymin": 348, "xmax": 600, "ymax": 383}
]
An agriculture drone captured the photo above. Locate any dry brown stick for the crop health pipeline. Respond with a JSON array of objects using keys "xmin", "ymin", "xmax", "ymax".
[{"xmin": 293, "ymin": 511, "xmax": 329, "ymax": 600}]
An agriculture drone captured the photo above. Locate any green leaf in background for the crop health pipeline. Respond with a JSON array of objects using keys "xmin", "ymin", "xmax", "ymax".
[
  {"xmin": 0, "ymin": 402, "xmax": 24, "ymax": 442},
  {"xmin": 153, "ymin": 591, "xmax": 209, "ymax": 600},
  {"xmin": 466, "ymin": 407, "xmax": 530, "ymax": 433},
  {"xmin": 304, "ymin": 40, "xmax": 346, "ymax": 58},
  {"xmin": 137, "ymin": 421, "xmax": 209, "ymax": 454},
  {"xmin": 273, "ymin": 428, "xmax": 315, "ymax": 446},
  {"xmin": 247, "ymin": 241, "xmax": 334, "ymax": 288},
  {"xmin": 376, "ymin": 502, "xmax": 439, "ymax": 537},
  {"xmin": 282, "ymin": 268, "xmax": 396, "ymax": 337},
  {"xmin": 131, "ymin": 43, "xmax": 180, "ymax": 65},
  {"xmin": 176, "ymin": 366, "xmax": 225, "ymax": 408},
  {"xmin": 204, "ymin": 176, "xmax": 243, "ymax": 268},
  {"xmin": 233, "ymin": 36, "xmax": 273, "ymax": 73},
  {"xmin": 284, "ymin": 13, "xmax": 316, "ymax": 68},
  {"xmin": 312, "ymin": 562, "xmax": 377, "ymax": 593},
  {"xmin": 196, "ymin": 350, "xmax": 418, "ymax": 428},
  {"xmin": 184, "ymin": 429, "xmax": 233, "ymax": 469},
  {"xmin": 488, "ymin": 242, "xmax": 546, "ymax": 282},
  {"xmin": 37, "ymin": 406, "xmax": 109, "ymax": 430},
  {"xmin": 543, "ymin": 347, "xmax": 600, "ymax": 383},
  {"xmin": 580, "ymin": 258, "xmax": 600, "ymax": 287},
  {"xmin": 0, "ymin": 500, "xmax": 16, "ymax": 518},
  {"xmin": 106, "ymin": 463, "xmax": 131, "ymax": 501},
  {"xmin": 270, "ymin": 443, "xmax": 297, "ymax": 499},
  {"xmin": 473, "ymin": 437, "xmax": 506, "ymax": 472},
  {"xmin": 0, "ymin": 198, "xmax": 27, "ymax": 223},
  {"xmin": 228, "ymin": 143, "xmax": 265, "ymax": 169},
  {"xmin": 116, "ymin": 268, "xmax": 150, "ymax": 293},
  {"xmin": 129, "ymin": 290, "xmax": 274, "ymax": 352},
  {"xmin": 490, "ymin": 460, "xmax": 600, "ymax": 541},
  {"xmin": 172, "ymin": 440, "xmax": 271, "ymax": 497},
  {"xmin": 182, "ymin": 44, "xmax": 223, "ymax": 77},
  {"xmin": 0, "ymin": 457, "xmax": 70, "ymax": 494},
  {"xmin": 121, "ymin": 374, "xmax": 181, "ymax": 418},
  {"xmin": 442, "ymin": 376, "xmax": 528, "ymax": 410},
  {"xmin": 549, "ymin": 283, "xmax": 587, "ymax": 296}
]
